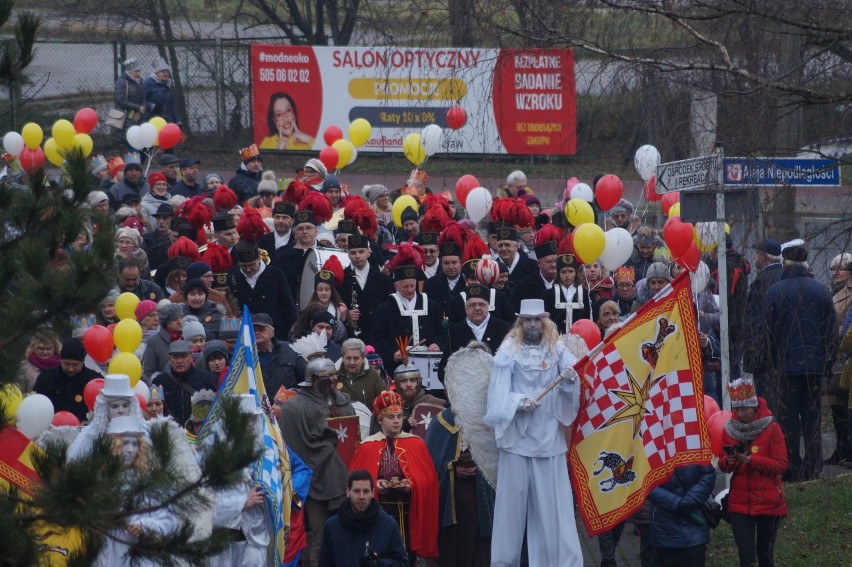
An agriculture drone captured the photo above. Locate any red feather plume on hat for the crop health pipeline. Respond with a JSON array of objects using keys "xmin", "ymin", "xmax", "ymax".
[
  {"xmin": 284, "ymin": 179, "xmax": 310, "ymax": 206},
  {"xmin": 213, "ymin": 185, "xmax": 238, "ymax": 213},
  {"xmin": 350, "ymin": 208, "xmax": 378, "ymax": 240},
  {"xmin": 343, "ymin": 195, "xmax": 371, "ymax": 219},
  {"xmin": 463, "ymin": 234, "xmax": 489, "ymax": 262},
  {"xmin": 201, "ymin": 242, "xmax": 232, "ymax": 272},
  {"xmin": 423, "ymin": 193, "xmax": 454, "ymax": 218},
  {"xmin": 438, "ymin": 221, "xmax": 470, "ymax": 251},
  {"xmin": 236, "ymin": 206, "xmax": 270, "ymax": 243},
  {"xmin": 421, "ymin": 205, "xmax": 450, "ymax": 234},
  {"xmin": 557, "ymin": 235, "xmax": 576, "ymax": 257},
  {"xmin": 505, "ymin": 198, "xmax": 535, "ymax": 229},
  {"xmin": 321, "ymin": 255, "xmax": 345, "ymax": 287},
  {"xmin": 388, "ymin": 241, "xmax": 425, "ymax": 271},
  {"xmin": 489, "ymin": 197, "xmax": 513, "ymax": 222},
  {"xmin": 535, "ymin": 224, "xmax": 564, "ymax": 246},
  {"xmin": 168, "ymin": 236, "xmax": 201, "ymax": 262},
  {"xmin": 180, "ymin": 196, "xmax": 213, "ymax": 231},
  {"xmin": 299, "ymin": 191, "xmax": 333, "ymax": 224}
]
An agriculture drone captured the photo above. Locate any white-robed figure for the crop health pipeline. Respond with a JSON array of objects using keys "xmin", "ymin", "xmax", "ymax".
[
  {"xmin": 93, "ymin": 415, "xmax": 181, "ymax": 567},
  {"xmin": 484, "ymin": 298, "xmax": 583, "ymax": 567},
  {"xmin": 204, "ymin": 394, "xmax": 270, "ymax": 566}
]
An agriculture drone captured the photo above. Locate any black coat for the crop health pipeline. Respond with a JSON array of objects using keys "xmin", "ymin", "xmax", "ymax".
[
  {"xmin": 143, "ymin": 76, "xmax": 180, "ymax": 123},
  {"xmin": 511, "ymin": 271, "xmax": 550, "ymax": 312},
  {"xmin": 743, "ymin": 263, "xmax": 783, "ymax": 374},
  {"xmin": 506, "ymin": 253, "xmax": 538, "ymax": 286},
  {"xmin": 170, "ymin": 180, "xmax": 205, "ymax": 199},
  {"xmin": 439, "ymin": 316, "xmax": 511, "ymax": 381},
  {"xmin": 258, "ymin": 231, "xmax": 295, "ymax": 257},
  {"xmin": 258, "ymin": 340, "xmax": 306, "ymax": 392},
  {"xmin": 228, "ymin": 168, "xmax": 262, "ymax": 204},
  {"xmin": 227, "ymin": 264, "xmax": 297, "ymax": 341},
  {"xmin": 153, "ymin": 365, "xmax": 218, "ymax": 424},
  {"xmin": 423, "ymin": 272, "xmax": 466, "ymax": 319},
  {"xmin": 370, "ymin": 293, "xmax": 449, "ymax": 372},
  {"xmin": 142, "ymin": 230, "xmax": 171, "ymax": 271},
  {"xmin": 541, "ymin": 284, "xmax": 592, "ymax": 333},
  {"xmin": 114, "ymin": 74, "xmax": 149, "ymax": 119},
  {"xmin": 446, "ymin": 287, "xmax": 514, "ymax": 326},
  {"xmin": 34, "ymin": 366, "xmax": 103, "ymax": 422},
  {"xmin": 270, "ymin": 246, "xmax": 313, "ymax": 311},
  {"xmin": 338, "ymin": 264, "xmax": 394, "ymax": 339}
]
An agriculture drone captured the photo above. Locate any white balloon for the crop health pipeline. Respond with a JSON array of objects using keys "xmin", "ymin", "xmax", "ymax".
[
  {"xmin": 634, "ymin": 144, "xmax": 661, "ymax": 181},
  {"xmin": 570, "ymin": 182, "xmax": 594, "ymax": 202},
  {"xmin": 138, "ymin": 123, "xmax": 158, "ymax": 148},
  {"xmin": 126, "ymin": 125, "xmax": 144, "ymax": 150},
  {"xmin": 421, "ymin": 124, "xmax": 443, "ymax": 156},
  {"xmin": 134, "ymin": 381, "xmax": 150, "ymax": 402},
  {"xmin": 16, "ymin": 394, "xmax": 54, "ymax": 440},
  {"xmin": 599, "ymin": 227, "xmax": 634, "ymax": 271},
  {"xmin": 348, "ymin": 147, "xmax": 358, "ymax": 166},
  {"xmin": 3, "ymin": 131, "xmax": 25, "ymax": 157},
  {"xmin": 466, "ymin": 187, "xmax": 493, "ymax": 224},
  {"xmin": 690, "ymin": 261, "xmax": 710, "ymax": 294}
]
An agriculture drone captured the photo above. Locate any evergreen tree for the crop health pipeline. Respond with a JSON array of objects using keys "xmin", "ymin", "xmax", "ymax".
[{"xmin": 0, "ymin": 0, "xmax": 40, "ymax": 128}]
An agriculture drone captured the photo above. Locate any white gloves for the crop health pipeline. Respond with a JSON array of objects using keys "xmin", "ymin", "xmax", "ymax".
[
  {"xmin": 559, "ymin": 367, "xmax": 579, "ymax": 383},
  {"xmin": 520, "ymin": 397, "xmax": 540, "ymax": 413}
]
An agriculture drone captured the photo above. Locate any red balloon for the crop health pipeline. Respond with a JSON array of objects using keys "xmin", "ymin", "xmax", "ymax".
[
  {"xmin": 73, "ymin": 108, "xmax": 99, "ymax": 134},
  {"xmin": 645, "ymin": 175, "xmax": 662, "ymax": 202},
  {"xmin": 52, "ymin": 411, "xmax": 81, "ymax": 427},
  {"xmin": 158, "ymin": 123, "xmax": 182, "ymax": 150},
  {"xmin": 570, "ymin": 319, "xmax": 602, "ymax": 350},
  {"xmin": 594, "ymin": 174, "xmax": 624, "ymax": 211},
  {"xmin": 455, "ymin": 174, "xmax": 479, "ymax": 207},
  {"xmin": 704, "ymin": 395, "xmax": 720, "ymax": 421},
  {"xmin": 706, "ymin": 410, "xmax": 732, "ymax": 456},
  {"xmin": 19, "ymin": 147, "xmax": 45, "ymax": 176},
  {"xmin": 446, "ymin": 105, "xmax": 467, "ymax": 130},
  {"xmin": 663, "ymin": 217, "xmax": 695, "ymax": 258},
  {"xmin": 137, "ymin": 393, "xmax": 148, "ymax": 413},
  {"xmin": 83, "ymin": 378, "xmax": 105, "ymax": 411},
  {"xmin": 83, "ymin": 325, "xmax": 114, "ymax": 364},
  {"xmin": 675, "ymin": 242, "xmax": 701, "ymax": 272},
  {"xmin": 323, "ymin": 125, "xmax": 343, "ymax": 146},
  {"xmin": 319, "ymin": 146, "xmax": 340, "ymax": 173},
  {"xmin": 661, "ymin": 192, "xmax": 680, "ymax": 216}
]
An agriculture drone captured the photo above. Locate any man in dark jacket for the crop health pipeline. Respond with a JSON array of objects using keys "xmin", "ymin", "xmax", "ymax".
[
  {"xmin": 319, "ymin": 469, "xmax": 408, "ymax": 567},
  {"xmin": 494, "ymin": 225, "xmax": 537, "ymax": 286},
  {"xmin": 108, "ymin": 161, "xmax": 149, "ymax": 209},
  {"xmin": 253, "ymin": 313, "xmax": 304, "ymax": 392},
  {"xmin": 743, "ymin": 239, "xmax": 783, "ymax": 404},
  {"xmin": 143, "ymin": 58, "xmax": 180, "ymax": 124},
  {"xmin": 34, "ymin": 339, "xmax": 103, "ymax": 422},
  {"xmin": 709, "ymin": 235, "xmax": 750, "ymax": 377},
  {"xmin": 152, "ymin": 340, "xmax": 218, "ymax": 424},
  {"xmin": 764, "ymin": 240, "xmax": 837, "ymax": 481},
  {"xmin": 142, "ymin": 203, "xmax": 174, "ymax": 270},
  {"xmin": 117, "ymin": 256, "xmax": 165, "ymax": 302},
  {"xmin": 170, "ymin": 157, "xmax": 205, "ymax": 198},
  {"xmin": 338, "ymin": 234, "xmax": 393, "ymax": 340},
  {"xmin": 423, "ymin": 241, "xmax": 466, "ymax": 320},
  {"xmin": 229, "ymin": 144, "xmax": 263, "ymax": 204}
]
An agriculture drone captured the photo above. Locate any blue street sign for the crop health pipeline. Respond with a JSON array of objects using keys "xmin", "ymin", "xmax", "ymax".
[{"xmin": 723, "ymin": 157, "xmax": 841, "ymax": 186}]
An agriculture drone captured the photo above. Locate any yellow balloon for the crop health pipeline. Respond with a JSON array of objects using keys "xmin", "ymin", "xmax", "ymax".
[
  {"xmin": 392, "ymin": 195, "xmax": 419, "ymax": 227},
  {"xmin": 108, "ymin": 352, "xmax": 142, "ymax": 386},
  {"xmin": 565, "ymin": 198, "xmax": 595, "ymax": 226},
  {"xmin": 115, "ymin": 292, "xmax": 140, "ymax": 321},
  {"xmin": 149, "ymin": 116, "xmax": 167, "ymax": 132},
  {"xmin": 43, "ymin": 138, "xmax": 64, "ymax": 166},
  {"xmin": 0, "ymin": 383, "xmax": 23, "ymax": 425},
  {"xmin": 573, "ymin": 223, "xmax": 606, "ymax": 264},
  {"xmin": 668, "ymin": 203, "xmax": 681, "ymax": 219},
  {"xmin": 73, "ymin": 133, "xmax": 93, "ymax": 157},
  {"xmin": 349, "ymin": 118, "xmax": 372, "ymax": 147},
  {"xmin": 332, "ymin": 139, "xmax": 354, "ymax": 170},
  {"xmin": 403, "ymin": 133, "xmax": 426, "ymax": 166},
  {"xmin": 53, "ymin": 119, "xmax": 76, "ymax": 150},
  {"xmin": 21, "ymin": 122, "xmax": 43, "ymax": 150},
  {"xmin": 114, "ymin": 319, "xmax": 143, "ymax": 353}
]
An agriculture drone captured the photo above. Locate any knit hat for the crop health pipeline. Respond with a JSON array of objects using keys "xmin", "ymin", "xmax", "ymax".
[
  {"xmin": 204, "ymin": 173, "xmax": 223, "ymax": 187},
  {"xmin": 182, "ymin": 278, "xmax": 209, "ymax": 298},
  {"xmin": 645, "ymin": 262, "xmax": 672, "ymax": 282},
  {"xmin": 101, "ymin": 289, "xmax": 121, "ymax": 306},
  {"xmin": 148, "ymin": 172, "xmax": 167, "ymax": 186},
  {"xmin": 203, "ymin": 340, "xmax": 228, "ymax": 366},
  {"xmin": 311, "ymin": 310, "xmax": 335, "ymax": 328},
  {"xmin": 257, "ymin": 171, "xmax": 279, "ymax": 194},
  {"xmin": 60, "ymin": 339, "xmax": 86, "ymax": 362},
  {"xmin": 362, "ymin": 184, "xmax": 389, "ymax": 205},
  {"xmin": 115, "ymin": 226, "xmax": 142, "ymax": 248},
  {"xmin": 182, "ymin": 315, "xmax": 206, "ymax": 341},
  {"xmin": 831, "ymin": 253, "xmax": 852, "ymax": 271},
  {"xmin": 303, "ymin": 158, "xmax": 327, "ymax": 179},
  {"xmin": 186, "ymin": 261, "xmax": 212, "ymax": 281},
  {"xmin": 159, "ymin": 302, "xmax": 184, "ymax": 327},
  {"xmin": 87, "ymin": 191, "xmax": 109, "ymax": 208},
  {"xmin": 134, "ymin": 299, "xmax": 158, "ymax": 321},
  {"xmin": 152, "ymin": 57, "xmax": 171, "ymax": 74},
  {"xmin": 124, "ymin": 59, "xmax": 140, "ymax": 73},
  {"xmin": 610, "ymin": 198, "xmax": 635, "ymax": 216},
  {"xmin": 321, "ymin": 175, "xmax": 342, "ymax": 193},
  {"xmin": 728, "ymin": 377, "xmax": 758, "ymax": 408}
]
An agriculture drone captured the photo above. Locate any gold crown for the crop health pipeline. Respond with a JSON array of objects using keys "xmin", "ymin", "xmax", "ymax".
[
  {"xmin": 239, "ymin": 143, "xmax": 260, "ymax": 161},
  {"xmin": 373, "ymin": 390, "xmax": 403, "ymax": 419},
  {"xmin": 615, "ymin": 266, "xmax": 635, "ymax": 282},
  {"xmin": 728, "ymin": 378, "xmax": 757, "ymax": 407}
]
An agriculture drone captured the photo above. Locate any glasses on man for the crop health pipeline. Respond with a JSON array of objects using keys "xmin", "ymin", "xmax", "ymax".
[{"xmin": 616, "ymin": 283, "xmax": 634, "ymax": 289}]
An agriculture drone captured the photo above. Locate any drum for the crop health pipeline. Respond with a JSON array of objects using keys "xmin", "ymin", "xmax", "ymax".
[
  {"xmin": 298, "ymin": 247, "xmax": 351, "ymax": 311},
  {"xmin": 409, "ymin": 350, "xmax": 444, "ymax": 391}
]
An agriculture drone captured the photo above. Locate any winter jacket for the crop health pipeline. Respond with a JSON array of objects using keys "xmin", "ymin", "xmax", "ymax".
[
  {"xmin": 717, "ymin": 398, "xmax": 788, "ymax": 517},
  {"xmin": 257, "ymin": 339, "xmax": 305, "ymax": 393},
  {"xmin": 143, "ymin": 75, "xmax": 180, "ymax": 124},
  {"xmin": 108, "ymin": 178, "xmax": 150, "ymax": 210},
  {"xmin": 764, "ymin": 265, "xmax": 836, "ymax": 376},
  {"xmin": 140, "ymin": 191, "xmax": 171, "ymax": 231},
  {"xmin": 318, "ymin": 500, "xmax": 408, "ymax": 567},
  {"xmin": 182, "ymin": 300, "xmax": 223, "ymax": 340},
  {"xmin": 228, "ymin": 167, "xmax": 262, "ymax": 204},
  {"xmin": 648, "ymin": 464, "xmax": 715, "ymax": 549},
  {"xmin": 113, "ymin": 74, "xmax": 149, "ymax": 121}
]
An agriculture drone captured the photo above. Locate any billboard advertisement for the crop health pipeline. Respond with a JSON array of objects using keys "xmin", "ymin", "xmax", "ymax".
[{"xmin": 250, "ymin": 45, "xmax": 576, "ymax": 155}]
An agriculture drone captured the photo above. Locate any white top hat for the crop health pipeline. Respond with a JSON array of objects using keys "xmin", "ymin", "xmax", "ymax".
[
  {"xmin": 516, "ymin": 299, "xmax": 549, "ymax": 318},
  {"xmin": 236, "ymin": 394, "xmax": 263, "ymax": 415},
  {"xmin": 108, "ymin": 415, "xmax": 145, "ymax": 436},
  {"xmin": 102, "ymin": 374, "xmax": 135, "ymax": 398}
]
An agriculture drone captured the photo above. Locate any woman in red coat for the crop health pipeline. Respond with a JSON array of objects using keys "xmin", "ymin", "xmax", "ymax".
[{"xmin": 717, "ymin": 377, "xmax": 788, "ymax": 567}]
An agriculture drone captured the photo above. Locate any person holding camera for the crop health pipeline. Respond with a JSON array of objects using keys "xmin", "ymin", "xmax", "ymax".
[{"xmin": 717, "ymin": 377, "xmax": 788, "ymax": 567}]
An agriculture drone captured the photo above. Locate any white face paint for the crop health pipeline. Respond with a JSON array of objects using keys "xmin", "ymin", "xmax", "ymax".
[
  {"xmin": 107, "ymin": 398, "xmax": 132, "ymax": 420},
  {"xmin": 119, "ymin": 436, "xmax": 139, "ymax": 465},
  {"xmin": 522, "ymin": 317, "xmax": 543, "ymax": 344}
]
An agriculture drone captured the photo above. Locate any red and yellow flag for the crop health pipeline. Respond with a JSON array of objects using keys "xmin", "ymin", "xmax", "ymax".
[{"xmin": 568, "ymin": 272, "xmax": 712, "ymax": 536}]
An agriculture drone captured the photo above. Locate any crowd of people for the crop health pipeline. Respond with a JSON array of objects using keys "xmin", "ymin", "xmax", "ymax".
[{"xmin": 6, "ymin": 129, "xmax": 851, "ymax": 567}]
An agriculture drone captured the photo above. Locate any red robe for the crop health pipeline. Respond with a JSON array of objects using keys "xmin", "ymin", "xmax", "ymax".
[{"xmin": 349, "ymin": 431, "xmax": 440, "ymax": 558}]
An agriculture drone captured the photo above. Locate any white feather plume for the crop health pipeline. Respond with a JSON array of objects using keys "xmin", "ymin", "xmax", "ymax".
[{"xmin": 290, "ymin": 331, "xmax": 328, "ymax": 361}]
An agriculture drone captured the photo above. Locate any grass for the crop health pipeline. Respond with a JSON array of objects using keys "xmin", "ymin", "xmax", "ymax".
[{"xmin": 705, "ymin": 474, "xmax": 852, "ymax": 567}]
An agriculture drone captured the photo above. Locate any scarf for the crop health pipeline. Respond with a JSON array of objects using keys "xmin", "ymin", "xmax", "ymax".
[
  {"xmin": 337, "ymin": 498, "xmax": 381, "ymax": 532},
  {"xmin": 466, "ymin": 315, "xmax": 490, "ymax": 341},
  {"xmin": 724, "ymin": 415, "xmax": 773, "ymax": 444},
  {"xmin": 28, "ymin": 352, "xmax": 60, "ymax": 371}
]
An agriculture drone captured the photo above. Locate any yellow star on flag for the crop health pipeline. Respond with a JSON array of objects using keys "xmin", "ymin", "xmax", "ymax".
[{"xmin": 603, "ymin": 368, "xmax": 664, "ymax": 438}]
